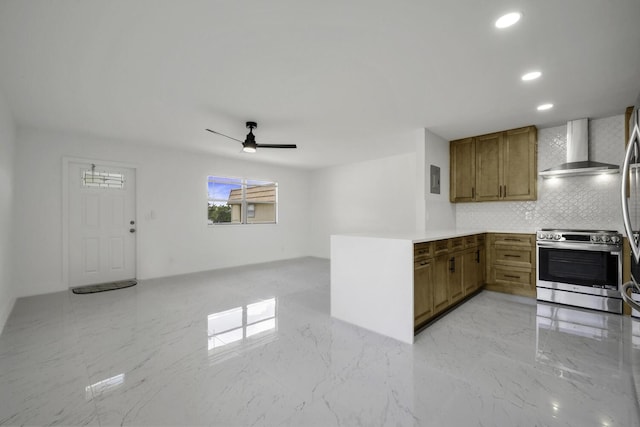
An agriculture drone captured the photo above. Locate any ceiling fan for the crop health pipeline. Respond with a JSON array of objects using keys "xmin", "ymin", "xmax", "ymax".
[{"xmin": 206, "ymin": 121, "xmax": 297, "ymax": 153}]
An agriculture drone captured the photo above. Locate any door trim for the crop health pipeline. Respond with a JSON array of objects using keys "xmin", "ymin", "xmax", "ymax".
[{"xmin": 62, "ymin": 157, "xmax": 139, "ymax": 288}]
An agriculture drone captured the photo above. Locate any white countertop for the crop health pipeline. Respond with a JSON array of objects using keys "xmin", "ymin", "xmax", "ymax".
[{"xmin": 332, "ymin": 228, "xmax": 537, "ymax": 243}]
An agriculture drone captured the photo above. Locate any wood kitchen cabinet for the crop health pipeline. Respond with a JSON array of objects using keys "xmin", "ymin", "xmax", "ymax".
[
  {"xmin": 414, "ymin": 242, "xmax": 434, "ymax": 326},
  {"xmin": 475, "ymin": 132, "xmax": 502, "ymax": 201},
  {"xmin": 433, "ymin": 254, "xmax": 451, "ymax": 315},
  {"xmin": 449, "ymin": 253, "xmax": 464, "ymax": 304},
  {"xmin": 450, "ymin": 137, "xmax": 476, "ymax": 202},
  {"xmin": 414, "ymin": 234, "xmax": 485, "ymax": 329},
  {"xmin": 450, "ymin": 126, "xmax": 537, "ymax": 203},
  {"xmin": 485, "ymin": 233, "xmax": 536, "ymax": 297}
]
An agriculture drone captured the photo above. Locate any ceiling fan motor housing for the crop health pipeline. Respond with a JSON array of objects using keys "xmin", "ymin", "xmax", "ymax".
[{"xmin": 243, "ymin": 121, "xmax": 258, "ymax": 151}]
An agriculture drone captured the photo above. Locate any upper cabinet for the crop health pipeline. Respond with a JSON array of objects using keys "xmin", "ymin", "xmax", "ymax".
[
  {"xmin": 450, "ymin": 137, "xmax": 475, "ymax": 202},
  {"xmin": 450, "ymin": 126, "xmax": 537, "ymax": 203}
]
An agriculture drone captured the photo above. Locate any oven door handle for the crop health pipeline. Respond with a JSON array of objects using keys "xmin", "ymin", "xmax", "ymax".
[
  {"xmin": 621, "ymin": 122, "xmax": 640, "ymax": 264},
  {"xmin": 537, "ymin": 241, "xmax": 621, "ymax": 253}
]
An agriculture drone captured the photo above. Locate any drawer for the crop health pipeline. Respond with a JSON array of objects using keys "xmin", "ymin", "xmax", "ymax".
[
  {"xmin": 463, "ymin": 235, "xmax": 477, "ymax": 248},
  {"xmin": 433, "ymin": 239, "xmax": 449, "ymax": 255},
  {"xmin": 414, "ymin": 242, "xmax": 433, "ymax": 258},
  {"xmin": 450, "ymin": 237, "xmax": 464, "ymax": 251},
  {"xmin": 495, "ymin": 247, "xmax": 533, "ymax": 267},
  {"xmin": 476, "ymin": 234, "xmax": 486, "ymax": 245},
  {"xmin": 414, "ymin": 257, "xmax": 431, "ymax": 269},
  {"xmin": 494, "ymin": 267, "xmax": 532, "ymax": 286},
  {"xmin": 493, "ymin": 233, "xmax": 534, "ymax": 247}
]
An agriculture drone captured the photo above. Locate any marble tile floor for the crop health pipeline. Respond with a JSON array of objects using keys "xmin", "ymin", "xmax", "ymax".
[{"xmin": 1, "ymin": 256, "xmax": 640, "ymax": 426}]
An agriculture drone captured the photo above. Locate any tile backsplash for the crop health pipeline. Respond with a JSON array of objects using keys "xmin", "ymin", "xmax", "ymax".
[{"xmin": 455, "ymin": 115, "xmax": 625, "ymax": 232}]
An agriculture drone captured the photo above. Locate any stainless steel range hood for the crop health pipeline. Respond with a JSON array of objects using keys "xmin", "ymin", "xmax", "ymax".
[{"xmin": 539, "ymin": 118, "xmax": 619, "ymax": 178}]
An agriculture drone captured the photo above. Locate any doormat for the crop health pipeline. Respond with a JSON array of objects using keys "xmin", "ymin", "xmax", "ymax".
[{"xmin": 71, "ymin": 279, "xmax": 137, "ymax": 294}]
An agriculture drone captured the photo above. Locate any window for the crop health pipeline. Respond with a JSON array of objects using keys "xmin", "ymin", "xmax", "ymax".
[
  {"xmin": 207, "ymin": 176, "xmax": 277, "ymax": 225},
  {"xmin": 82, "ymin": 169, "xmax": 125, "ymax": 189}
]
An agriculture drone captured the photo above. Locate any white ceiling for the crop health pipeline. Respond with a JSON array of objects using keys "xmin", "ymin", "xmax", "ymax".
[{"xmin": 0, "ymin": 0, "xmax": 639, "ymax": 170}]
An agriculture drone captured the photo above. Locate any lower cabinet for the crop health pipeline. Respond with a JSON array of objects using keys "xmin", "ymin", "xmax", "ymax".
[
  {"xmin": 414, "ymin": 259, "xmax": 434, "ymax": 326},
  {"xmin": 485, "ymin": 233, "xmax": 536, "ymax": 297},
  {"xmin": 462, "ymin": 248, "xmax": 479, "ymax": 295},
  {"xmin": 414, "ymin": 232, "xmax": 535, "ymax": 330},
  {"xmin": 433, "ymin": 254, "xmax": 451, "ymax": 315},
  {"xmin": 414, "ymin": 234, "xmax": 486, "ymax": 329},
  {"xmin": 449, "ymin": 253, "xmax": 464, "ymax": 304}
]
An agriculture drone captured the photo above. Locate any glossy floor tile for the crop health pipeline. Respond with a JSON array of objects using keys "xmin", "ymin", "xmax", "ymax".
[{"xmin": 1, "ymin": 257, "xmax": 639, "ymax": 426}]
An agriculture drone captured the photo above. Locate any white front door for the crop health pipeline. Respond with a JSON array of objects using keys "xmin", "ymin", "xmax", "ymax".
[{"xmin": 68, "ymin": 162, "xmax": 136, "ymax": 287}]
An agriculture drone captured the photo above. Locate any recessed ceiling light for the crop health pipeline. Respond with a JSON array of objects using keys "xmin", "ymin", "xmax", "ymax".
[
  {"xmin": 522, "ymin": 71, "xmax": 542, "ymax": 81},
  {"xmin": 495, "ymin": 12, "xmax": 522, "ymax": 29},
  {"xmin": 537, "ymin": 103, "xmax": 553, "ymax": 111}
]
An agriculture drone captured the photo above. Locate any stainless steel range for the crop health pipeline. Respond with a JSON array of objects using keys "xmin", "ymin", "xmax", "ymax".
[{"xmin": 536, "ymin": 229, "xmax": 623, "ymax": 314}]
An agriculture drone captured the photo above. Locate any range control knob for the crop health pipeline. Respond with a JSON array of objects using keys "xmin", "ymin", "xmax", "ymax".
[
  {"xmin": 591, "ymin": 235, "xmax": 599, "ymax": 243},
  {"xmin": 611, "ymin": 236, "xmax": 620, "ymax": 244},
  {"xmin": 602, "ymin": 235, "xmax": 611, "ymax": 243},
  {"xmin": 553, "ymin": 233, "xmax": 561, "ymax": 240}
]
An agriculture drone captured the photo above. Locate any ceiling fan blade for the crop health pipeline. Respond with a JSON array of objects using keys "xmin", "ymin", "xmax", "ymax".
[
  {"xmin": 256, "ymin": 144, "xmax": 298, "ymax": 149},
  {"xmin": 205, "ymin": 129, "xmax": 245, "ymax": 144}
]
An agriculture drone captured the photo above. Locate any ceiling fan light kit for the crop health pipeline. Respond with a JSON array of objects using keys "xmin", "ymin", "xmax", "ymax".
[{"xmin": 206, "ymin": 121, "xmax": 297, "ymax": 153}]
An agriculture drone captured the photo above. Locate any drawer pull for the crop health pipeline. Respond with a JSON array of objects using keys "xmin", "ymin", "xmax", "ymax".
[
  {"xmin": 504, "ymin": 238, "xmax": 522, "ymax": 242},
  {"xmin": 504, "ymin": 254, "xmax": 521, "ymax": 258},
  {"xmin": 504, "ymin": 274, "xmax": 521, "ymax": 279}
]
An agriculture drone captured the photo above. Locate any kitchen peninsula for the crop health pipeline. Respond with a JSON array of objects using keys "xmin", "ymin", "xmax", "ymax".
[{"xmin": 331, "ymin": 229, "xmax": 535, "ymax": 344}]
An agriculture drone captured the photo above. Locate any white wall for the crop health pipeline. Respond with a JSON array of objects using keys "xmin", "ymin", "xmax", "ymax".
[
  {"xmin": 0, "ymin": 89, "xmax": 16, "ymax": 332},
  {"xmin": 308, "ymin": 151, "xmax": 418, "ymax": 258},
  {"xmin": 12, "ymin": 127, "xmax": 311, "ymax": 298},
  {"xmin": 421, "ymin": 129, "xmax": 456, "ymax": 231}
]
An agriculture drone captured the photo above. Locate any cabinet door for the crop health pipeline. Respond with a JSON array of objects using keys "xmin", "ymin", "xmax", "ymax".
[
  {"xmin": 463, "ymin": 248, "xmax": 478, "ymax": 295},
  {"xmin": 450, "ymin": 138, "xmax": 476, "ymax": 202},
  {"xmin": 477, "ymin": 245, "xmax": 486, "ymax": 288},
  {"xmin": 449, "ymin": 254, "xmax": 464, "ymax": 304},
  {"xmin": 433, "ymin": 255, "xmax": 450, "ymax": 314},
  {"xmin": 414, "ymin": 261, "xmax": 434, "ymax": 327},
  {"xmin": 475, "ymin": 132, "xmax": 502, "ymax": 201},
  {"xmin": 503, "ymin": 127, "xmax": 537, "ymax": 201}
]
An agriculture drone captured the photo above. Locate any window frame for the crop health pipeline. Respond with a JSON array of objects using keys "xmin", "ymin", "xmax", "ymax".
[{"xmin": 207, "ymin": 176, "xmax": 278, "ymax": 226}]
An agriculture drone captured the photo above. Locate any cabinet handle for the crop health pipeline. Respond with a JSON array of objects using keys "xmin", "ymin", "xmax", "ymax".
[
  {"xmin": 504, "ymin": 274, "xmax": 521, "ymax": 279},
  {"xmin": 504, "ymin": 254, "xmax": 521, "ymax": 258},
  {"xmin": 475, "ymin": 250, "xmax": 480, "ymax": 263},
  {"xmin": 504, "ymin": 238, "xmax": 522, "ymax": 242},
  {"xmin": 449, "ymin": 257, "xmax": 455, "ymax": 273}
]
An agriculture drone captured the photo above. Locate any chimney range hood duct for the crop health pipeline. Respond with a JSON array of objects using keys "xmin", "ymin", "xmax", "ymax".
[{"xmin": 539, "ymin": 118, "xmax": 619, "ymax": 178}]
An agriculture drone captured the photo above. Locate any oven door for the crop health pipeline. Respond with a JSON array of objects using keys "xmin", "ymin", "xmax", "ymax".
[{"xmin": 537, "ymin": 241, "xmax": 622, "ymax": 298}]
